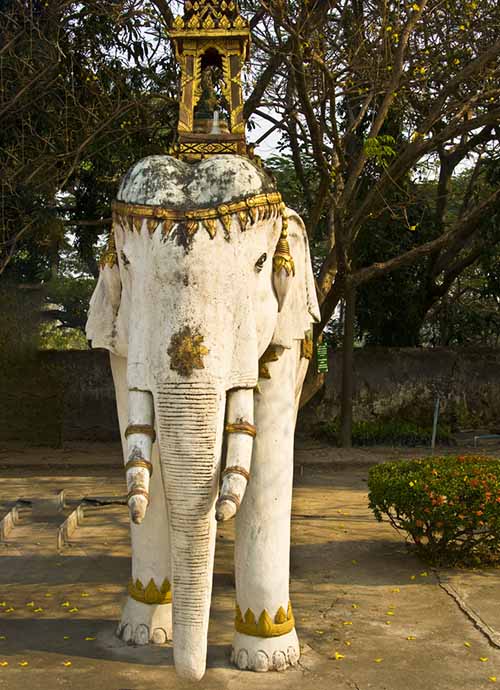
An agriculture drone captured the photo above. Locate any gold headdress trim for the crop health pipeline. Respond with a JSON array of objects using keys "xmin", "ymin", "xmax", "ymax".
[
  {"xmin": 112, "ymin": 192, "xmax": 282, "ymax": 230},
  {"xmin": 105, "ymin": 193, "xmax": 295, "ymax": 276},
  {"xmin": 235, "ymin": 601, "xmax": 295, "ymax": 638}
]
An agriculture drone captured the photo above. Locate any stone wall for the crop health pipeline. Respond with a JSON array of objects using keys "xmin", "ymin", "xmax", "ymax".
[
  {"xmin": 305, "ymin": 346, "xmax": 500, "ymax": 430},
  {"xmin": 0, "ymin": 350, "xmax": 119, "ymax": 445},
  {"xmin": 1, "ymin": 347, "xmax": 499, "ymax": 446}
]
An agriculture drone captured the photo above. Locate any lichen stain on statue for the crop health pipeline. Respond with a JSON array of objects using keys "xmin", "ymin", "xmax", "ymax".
[{"xmin": 167, "ymin": 325, "xmax": 209, "ymax": 377}]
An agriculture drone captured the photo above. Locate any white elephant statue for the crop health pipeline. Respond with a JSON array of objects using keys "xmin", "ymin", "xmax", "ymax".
[{"xmin": 86, "ymin": 154, "xmax": 320, "ymax": 681}]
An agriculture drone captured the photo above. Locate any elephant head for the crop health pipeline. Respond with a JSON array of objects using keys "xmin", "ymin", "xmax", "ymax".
[{"xmin": 86, "ymin": 154, "xmax": 319, "ymax": 680}]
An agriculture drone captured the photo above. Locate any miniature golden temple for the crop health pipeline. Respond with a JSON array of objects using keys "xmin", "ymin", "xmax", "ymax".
[{"xmin": 169, "ymin": 0, "xmax": 251, "ymax": 160}]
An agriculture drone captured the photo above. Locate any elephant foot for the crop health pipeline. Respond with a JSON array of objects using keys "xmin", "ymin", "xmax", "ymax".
[
  {"xmin": 231, "ymin": 629, "xmax": 300, "ymax": 672},
  {"xmin": 116, "ymin": 597, "xmax": 172, "ymax": 645}
]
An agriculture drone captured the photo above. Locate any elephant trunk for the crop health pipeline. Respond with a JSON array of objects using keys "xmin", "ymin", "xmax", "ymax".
[{"xmin": 155, "ymin": 383, "xmax": 225, "ymax": 681}]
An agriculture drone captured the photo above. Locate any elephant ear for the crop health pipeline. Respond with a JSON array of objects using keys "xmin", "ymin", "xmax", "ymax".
[
  {"xmin": 85, "ymin": 232, "xmax": 128, "ymax": 357},
  {"xmin": 271, "ymin": 209, "xmax": 321, "ymax": 349}
]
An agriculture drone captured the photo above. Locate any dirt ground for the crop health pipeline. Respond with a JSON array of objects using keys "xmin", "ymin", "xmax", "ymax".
[{"xmin": 0, "ymin": 440, "xmax": 500, "ymax": 690}]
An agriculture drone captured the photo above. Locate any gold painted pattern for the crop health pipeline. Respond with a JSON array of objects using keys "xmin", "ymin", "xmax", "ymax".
[
  {"xmin": 99, "ymin": 232, "xmax": 118, "ymax": 269},
  {"xmin": 235, "ymin": 602, "xmax": 295, "ymax": 638},
  {"xmin": 258, "ymin": 345, "xmax": 280, "ymax": 379},
  {"xmin": 128, "ymin": 577, "xmax": 172, "ymax": 605}
]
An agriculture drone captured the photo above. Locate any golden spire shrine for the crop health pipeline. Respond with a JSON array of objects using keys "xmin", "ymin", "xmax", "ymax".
[{"xmin": 169, "ymin": 1, "xmax": 250, "ymax": 160}]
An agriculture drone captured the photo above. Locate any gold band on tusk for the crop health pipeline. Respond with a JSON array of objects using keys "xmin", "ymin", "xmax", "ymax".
[
  {"xmin": 225, "ymin": 422, "xmax": 256, "ymax": 438},
  {"xmin": 127, "ymin": 488, "xmax": 150, "ymax": 504},
  {"xmin": 125, "ymin": 459, "xmax": 153, "ymax": 476},
  {"xmin": 222, "ymin": 466, "xmax": 250, "ymax": 482},
  {"xmin": 125, "ymin": 424, "xmax": 156, "ymax": 442},
  {"xmin": 217, "ymin": 492, "xmax": 241, "ymax": 510}
]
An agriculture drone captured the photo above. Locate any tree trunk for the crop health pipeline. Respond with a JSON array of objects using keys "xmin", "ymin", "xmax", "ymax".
[{"xmin": 339, "ymin": 283, "xmax": 356, "ymax": 447}]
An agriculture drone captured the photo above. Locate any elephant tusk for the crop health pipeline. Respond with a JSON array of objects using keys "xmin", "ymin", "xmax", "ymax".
[
  {"xmin": 216, "ymin": 389, "xmax": 255, "ymax": 522},
  {"xmin": 126, "ymin": 390, "xmax": 155, "ymax": 525}
]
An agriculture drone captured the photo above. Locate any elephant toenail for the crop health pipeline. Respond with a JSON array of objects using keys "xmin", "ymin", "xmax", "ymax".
[
  {"xmin": 151, "ymin": 628, "xmax": 167, "ymax": 644},
  {"xmin": 254, "ymin": 650, "xmax": 269, "ymax": 672},
  {"xmin": 273, "ymin": 651, "xmax": 287, "ymax": 671},
  {"xmin": 287, "ymin": 646, "xmax": 299, "ymax": 666},
  {"xmin": 121, "ymin": 623, "xmax": 132, "ymax": 642},
  {"xmin": 236, "ymin": 649, "xmax": 249, "ymax": 670},
  {"xmin": 134, "ymin": 624, "xmax": 149, "ymax": 645}
]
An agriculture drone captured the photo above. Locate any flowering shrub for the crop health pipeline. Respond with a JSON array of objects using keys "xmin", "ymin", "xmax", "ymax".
[{"xmin": 368, "ymin": 455, "xmax": 500, "ymax": 566}]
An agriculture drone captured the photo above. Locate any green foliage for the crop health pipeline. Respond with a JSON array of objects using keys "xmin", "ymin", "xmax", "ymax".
[
  {"xmin": 1, "ymin": 0, "xmax": 178, "ymax": 277},
  {"xmin": 368, "ymin": 455, "xmax": 500, "ymax": 566},
  {"xmin": 0, "ymin": 282, "xmax": 42, "ymax": 364},
  {"xmin": 363, "ymin": 136, "xmax": 397, "ymax": 167},
  {"xmin": 39, "ymin": 321, "xmax": 88, "ymax": 351},
  {"xmin": 319, "ymin": 419, "xmax": 453, "ymax": 447}
]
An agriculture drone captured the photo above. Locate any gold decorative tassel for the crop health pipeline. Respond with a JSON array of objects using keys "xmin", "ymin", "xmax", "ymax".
[
  {"xmin": 99, "ymin": 232, "xmax": 118, "ymax": 269},
  {"xmin": 273, "ymin": 208, "xmax": 295, "ymax": 276}
]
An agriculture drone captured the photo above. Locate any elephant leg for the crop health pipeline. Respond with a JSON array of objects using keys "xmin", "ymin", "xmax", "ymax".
[
  {"xmin": 110, "ymin": 353, "xmax": 172, "ymax": 644},
  {"xmin": 233, "ymin": 342, "xmax": 305, "ymax": 672}
]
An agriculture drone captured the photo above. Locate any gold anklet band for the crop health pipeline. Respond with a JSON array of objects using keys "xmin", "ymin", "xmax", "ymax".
[
  {"xmin": 125, "ymin": 459, "xmax": 153, "ymax": 476},
  {"xmin": 222, "ymin": 466, "xmax": 250, "ymax": 482},
  {"xmin": 218, "ymin": 492, "xmax": 241, "ymax": 510},
  {"xmin": 127, "ymin": 488, "xmax": 150, "ymax": 504},
  {"xmin": 225, "ymin": 422, "xmax": 256, "ymax": 438},
  {"xmin": 125, "ymin": 424, "xmax": 156, "ymax": 442}
]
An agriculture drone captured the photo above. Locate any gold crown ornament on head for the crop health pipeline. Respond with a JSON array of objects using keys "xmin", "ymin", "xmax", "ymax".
[{"xmin": 168, "ymin": 0, "xmax": 250, "ymax": 160}]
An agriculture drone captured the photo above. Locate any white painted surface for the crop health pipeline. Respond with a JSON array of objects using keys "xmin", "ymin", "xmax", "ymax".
[{"xmin": 86, "ymin": 155, "xmax": 321, "ymax": 679}]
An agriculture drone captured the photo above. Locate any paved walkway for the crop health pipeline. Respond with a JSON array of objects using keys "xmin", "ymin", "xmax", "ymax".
[{"xmin": 0, "ymin": 446, "xmax": 499, "ymax": 689}]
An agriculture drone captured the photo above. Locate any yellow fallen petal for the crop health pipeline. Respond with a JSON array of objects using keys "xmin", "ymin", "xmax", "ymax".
[
  {"xmin": 385, "ymin": 621, "xmax": 392, "ymax": 625},
  {"xmin": 334, "ymin": 651, "xmax": 345, "ymax": 660},
  {"xmin": 407, "ymin": 636, "xmax": 416, "ymax": 640},
  {"xmin": 374, "ymin": 658, "xmax": 384, "ymax": 663},
  {"xmin": 0, "ymin": 636, "xmax": 6, "ymax": 640},
  {"xmin": 386, "ymin": 611, "xmax": 395, "ymax": 616},
  {"xmin": 19, "ymin": 661, "xmax": 28, "ymax": 667},
  {"xmin": 489, "ymin": 677, "xmax": 497, "ymax": 682},
  {"xmin": 62, "ymin": 660, "xmax": 72, "ymax": 667},
  {"xmin": 343, "ymin": 621, "xmax": 353, "ymax": 626},
  {"xmin": 0, "ymin": 603, "xmax": 5, "ymax": 607},
  {"xmin": 44, "ymin": 593, "xmax": 53, "ymax": 598},
  {"xmin": 84, "ymin": 636, "xmax": 96, "ymax": 641},
  {"xmin": 315, "ymin": 630, "xmax": 325, "ymax": 635},
  {"xmin": 69, "ymin": 608, "xmax": 79, "ymax": 613},
  {"xmin": 80, "ymin": 592, "xmax": 89, "ymax": 597},
  {"xmin": 26, "ymin": 602, "xmax": 35, "ymax": 608},
  {"xmin": 480, "ymin": 657, "xmax": 489, "ymax": 662},
  {"xmin": 392, "ymin": 588, "xmax": 400, "ymax": 593},
  {"xmin": 410, "ymin": 575, "xmax": 416, "ymax": 580},
  {"xmin": 61, "ymin": 602, "xmax": 71, "ymax": 608},
  {"xmin": 63, "ymin": 636, "xmax": 70, "ymax": 640},
  {"xmin": 344, "ymin": 641, "xmax": 352, "ymax": 646},
  {"xmin": 5, "ymin": 608, "xmax": 14, "ymax": 613},
  {"xmin": 464, "ymin": 642, "xmax": 471, "ymax": 648},
  {"xmin": 0, "ymin": 661, "xmax": 8, "ymax": 666},
  {"xmin": 34, "ymin": 608, "xmax": 43, "ymax": 613},
  {"xmin": 420, "ymin": 571, "xmax": 428, "ymax": 577},
  {"xmin": 352, "ymin": 604, "xmax": 359, "ymax": 609}
]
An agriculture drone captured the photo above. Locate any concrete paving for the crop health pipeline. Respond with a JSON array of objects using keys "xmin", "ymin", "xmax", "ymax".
[{"xmin": 0, "ymin": 447, "xmax": 499, "ymax": 690}]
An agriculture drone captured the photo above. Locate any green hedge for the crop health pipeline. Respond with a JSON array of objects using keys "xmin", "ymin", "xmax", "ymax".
[
  {"xmin": 319, "ymin": 419, "xmax": 453, "ymax": 446},
  {"xmin": 368, "ymin": 455, "xmax": 500, "ymax": 566}
]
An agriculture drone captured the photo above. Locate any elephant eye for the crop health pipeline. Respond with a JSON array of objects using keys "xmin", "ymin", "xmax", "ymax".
[{"xmin": 255, "ymin": 253, "xmax": 267, "ymax": 272}]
